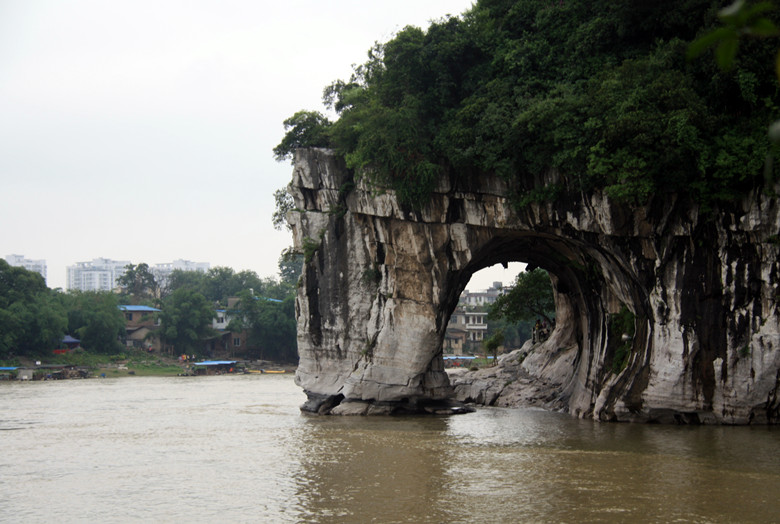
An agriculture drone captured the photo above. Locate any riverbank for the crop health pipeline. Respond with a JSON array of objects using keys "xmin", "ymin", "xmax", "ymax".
[{"xmin": 1, "ymin": 349, "xmax": 296, "ymax": 380}]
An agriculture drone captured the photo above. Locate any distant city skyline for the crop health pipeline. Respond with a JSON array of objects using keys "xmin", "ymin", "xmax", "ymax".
[
  {"xmin": 65, "ymin": 258, "xmax": 213, "ymax": 292},
  {"xmin": 4, "ymin": 254, "xmax": 213, "ymax": 291},
  {"xmin": 5, "ymin": 253, "xmax": 524, "ymax": 294}
]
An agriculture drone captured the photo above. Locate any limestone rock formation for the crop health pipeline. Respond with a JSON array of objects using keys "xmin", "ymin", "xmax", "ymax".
[
  {"xmin": 288, "ymin": 148, "xmax": 780, "ymax": 423},
  {"xmin": 447, "ymin": 346, "xmax": 567, "ymax": 411}
]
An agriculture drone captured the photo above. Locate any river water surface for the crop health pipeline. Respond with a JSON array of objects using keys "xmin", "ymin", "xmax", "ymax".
[{"xmin": 1, "ymin": 374, "xmax": 778, "ymax": 523}]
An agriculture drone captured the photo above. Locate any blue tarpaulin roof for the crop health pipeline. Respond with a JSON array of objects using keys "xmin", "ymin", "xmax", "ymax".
[
  {"xmin": 0, "ymin": 367, "xmax": 18, "ymax": 371},
  {"xmin": 62, "ymin": 335, "xmax": 80, "ymax": 344},
  {"xmin": 118, "ymin": 305, "xmax": 161, "ymax": 312},
  {"xmin": 193, "ymin": 360, "xmax": 237, "ymax": 366}
]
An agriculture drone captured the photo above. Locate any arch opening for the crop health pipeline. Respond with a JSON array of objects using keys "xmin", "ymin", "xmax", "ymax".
[
  {"xmin": 433, "ymin": 230, "xmax": 651, "ymax": 418},
  {"xmin": 439, "ymin": 261, "xmax": 528, "ymax": 361}
]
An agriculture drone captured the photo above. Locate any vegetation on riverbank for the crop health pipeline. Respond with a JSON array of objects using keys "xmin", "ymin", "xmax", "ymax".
[{"xmin": 1, "ymin": 258, "xmax": 301, "ymax": 365}]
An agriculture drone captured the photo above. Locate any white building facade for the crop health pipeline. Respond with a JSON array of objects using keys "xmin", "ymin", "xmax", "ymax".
[
  {"xmin": 4, "ymin": 254, "xmax": 47, "ymax": 284},
  {"xmin": 153, "ymin": 259, "xmax": 210, "ymax": 274},
  {"xmin": 460, "ymin": 281, "xmax": 504, "ymax": 306},
  {"xmin": 67, "ymin": 258, "xmax": 130, "ymax": 292},
  {"xmin": 152, "ymin": 259, "xmax": 210, "ymax": 286},
  {"xmin": 445, "ymin": 306, "xmax": 489, "ymax": 354}
]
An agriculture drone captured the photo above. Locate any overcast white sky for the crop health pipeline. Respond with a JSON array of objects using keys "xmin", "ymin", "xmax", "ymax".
[{"xmin": 0, "ymin": 0, "xmax": 522, "ymax": 291}]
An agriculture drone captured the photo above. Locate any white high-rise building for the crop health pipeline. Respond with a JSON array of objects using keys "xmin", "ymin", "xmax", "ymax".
[
  {"xmin": 153, "ymin": 259, "xmax": 210, "ymax": 274},
  {"xmin": 4, "ymin": 254, "xmax": 47, "ymax": 284},
  {"xmin": 67, "ymin": 258, "xmax": 131, "ymax": 292},
  {"xmin": 152, "ymin": 259, "xmax": 210, "ymax": 287}
]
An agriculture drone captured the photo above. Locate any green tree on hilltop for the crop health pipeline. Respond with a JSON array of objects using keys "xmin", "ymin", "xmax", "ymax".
[
  {"xmin": 273, "ymin": 110, "xmax": 332, "ymax": 163},
  {"xmin": 276, "ymin": 0, "xmax": 780, "ymax": 209}
]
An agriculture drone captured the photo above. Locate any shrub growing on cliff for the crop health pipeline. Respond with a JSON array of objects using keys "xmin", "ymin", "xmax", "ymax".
[
  {"xmin": 273, "ymin": 110, "xmax": 333, "ymax": 163},
  {"xmin": 609, "ymin": 305, "xmax": 636, "ymax": 374}
]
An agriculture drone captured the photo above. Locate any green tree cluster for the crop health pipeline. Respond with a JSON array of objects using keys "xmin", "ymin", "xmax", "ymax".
[
  {"xmin": 227, "ymin": 291, "xmax": 297, "ymax": 362},
  {"xmin": 158, "ymin": 288, "xmax": 216, "ymax": 356},
  {"xmin": 117, "ymin": 263, "xmax": 159, "ymax": 304},
  {"xmin": 489, "ymin": 268, "xmax": 555, "ymax": 326},
  {"xmin": 147, "ymin": 265, "xmax": 298, "ymax": 360},
  {"xmin": 63, "ymin": 291, "xmax": 125, "ymax": 354},
  {"xmin": 0, "ymin": 260, "xmax": 300, "ymax": 363},
  {"xmin": 116, "ymin": 263, "xmax": 298, "ymax": 308},
  {"xmin": 276, "ymin": 0, "xmax": 779, "ymax": 209},
  {"xmin": 0, "ymin": 262, "xmax": 127, "ymax": 359},
  {"xmin": 164, "ymin": 266, "xmax": 293, "ymax": 305},
  {"xmin": 0, "ymin": 260, "xmax": 66, "ymax": 358},
  {"xmin": 485, "ymin": 314, "xmax": 532, "ymax": 349}
]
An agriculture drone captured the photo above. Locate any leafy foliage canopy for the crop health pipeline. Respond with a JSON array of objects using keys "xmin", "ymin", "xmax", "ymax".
[
  {"xmin": 0, "ymin": 260, "xmax": 66, "ymax": 358},
  {"xmin": 489, "ymin": 268, "xmax": 555, "ymax": 325},
  {"xmin": 277, "ymin": 0, "xmax": 779, "ymax": 208}
]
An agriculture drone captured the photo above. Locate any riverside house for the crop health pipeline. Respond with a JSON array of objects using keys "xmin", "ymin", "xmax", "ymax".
[{"xmin": 119, "ymin": 305, "xmax": 162, "ymax": 352}]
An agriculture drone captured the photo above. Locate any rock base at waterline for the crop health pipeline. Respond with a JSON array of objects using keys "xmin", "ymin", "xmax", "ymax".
[{"xmin": 300, "ymin": 393, "xmax": 475, "ymax": 416}]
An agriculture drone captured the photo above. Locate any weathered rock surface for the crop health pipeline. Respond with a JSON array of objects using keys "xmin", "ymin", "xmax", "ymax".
[
  {"xmin": 288, "ymin": 148, "xmax": 780, "ymax": 423},
  {"xmin": 449, "ymin": 345, "xmax": 569, "ymax": 411}
]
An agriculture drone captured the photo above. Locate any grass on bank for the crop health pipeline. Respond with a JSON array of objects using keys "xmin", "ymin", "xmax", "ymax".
[{"xmin": 1, "ymin": 349, "xmax": 189, "ymax": 377}]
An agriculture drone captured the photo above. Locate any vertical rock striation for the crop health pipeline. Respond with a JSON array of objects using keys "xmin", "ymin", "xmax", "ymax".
[{"xmin": 288, "ymin": 148, "xmax": 780, "ymax": 423}]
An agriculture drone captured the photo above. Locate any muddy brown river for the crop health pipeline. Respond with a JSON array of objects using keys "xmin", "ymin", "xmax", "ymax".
[{"xmin": 1, "ymin": 374, "xmax": 777, "ymax": 523}]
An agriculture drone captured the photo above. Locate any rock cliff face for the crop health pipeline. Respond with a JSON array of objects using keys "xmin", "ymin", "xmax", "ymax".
[{"xmin": 288, "ymin": 148, "xmax": 780, "ymax": 423}]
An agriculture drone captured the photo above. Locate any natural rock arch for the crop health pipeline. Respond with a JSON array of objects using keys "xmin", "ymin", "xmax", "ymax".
[{"xmin": 287, "ymin": 148, "xmax": 780, "ymax": 423}]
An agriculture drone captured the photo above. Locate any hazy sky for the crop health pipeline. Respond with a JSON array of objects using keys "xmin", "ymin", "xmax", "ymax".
[{"xmin": 0, "ymin": 0, "xmax": 522, "ymax": 291}]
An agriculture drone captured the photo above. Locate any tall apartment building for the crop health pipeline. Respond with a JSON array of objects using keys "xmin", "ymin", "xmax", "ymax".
[
  {"xmin": 66, "ymin": 258, "xmax": 131, "ymax": 292},
  {"xmin": 152, "ymin": 259, "xmax": 210, "ymax": 287},
  {"xmin": 153, "ymin": 259, "xmax": 210, "ymax": 275},
  {"xmin": 4, "ymin": 254, "xmax": 47, "ymax": 284}
]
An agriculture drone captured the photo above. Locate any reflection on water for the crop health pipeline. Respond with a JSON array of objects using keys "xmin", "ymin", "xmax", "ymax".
[{"xmin": 1, "ymin": 375, "xmax": 777, "ymax": 523}]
